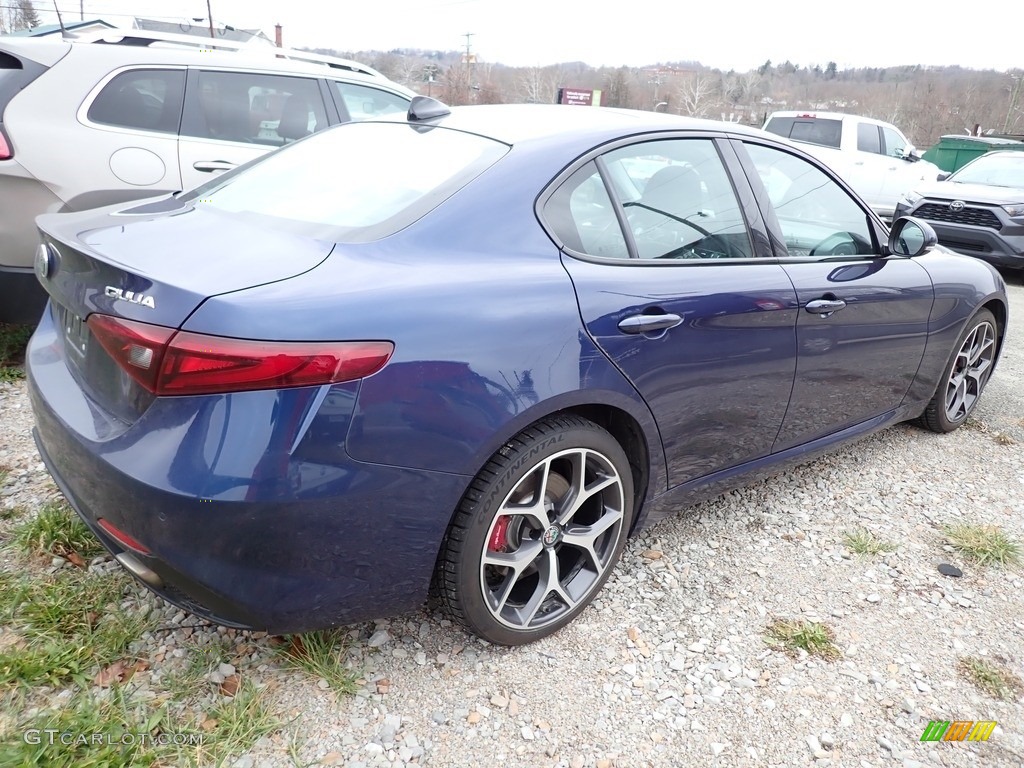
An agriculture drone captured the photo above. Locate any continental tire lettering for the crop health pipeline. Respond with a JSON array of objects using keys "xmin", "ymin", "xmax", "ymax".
[{"xmin": 504, "ymin": 435, "xmax": 566, "ymax": 479}]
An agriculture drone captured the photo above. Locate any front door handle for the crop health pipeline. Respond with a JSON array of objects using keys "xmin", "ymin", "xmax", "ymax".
[
  {"xmin": 193, "ymin": 160, "xmax": 236, "ymax": 173},
  {"xmin": 618, "ymin": 313, "xmax": 684, "ymax": 334},
  {"xmin": 805, "ymin": 298, "xmax": 847, "ymax": 316}
]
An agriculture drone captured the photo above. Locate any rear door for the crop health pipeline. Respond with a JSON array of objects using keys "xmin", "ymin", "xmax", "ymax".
[
  {"xmin": 178, "ymin": 69, "xmax": 328, "ymax": 190},
  {"xmin": 734, "ymin": 138, "xmax": 933, "ymax": 451},
  {"xmin": 547, "ymin": 136, "xmax": 799, "ymax": 488}
]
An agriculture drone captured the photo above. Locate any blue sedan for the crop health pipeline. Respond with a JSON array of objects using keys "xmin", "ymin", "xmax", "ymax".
[{"xmin": 27, "ymin": 98, "xmax": 1007, "ymax": 645}]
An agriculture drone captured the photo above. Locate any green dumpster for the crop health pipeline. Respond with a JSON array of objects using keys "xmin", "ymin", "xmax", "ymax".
[{"xmin": 922, "ymin": 135, "xmax": 1024, "ymax": 174}]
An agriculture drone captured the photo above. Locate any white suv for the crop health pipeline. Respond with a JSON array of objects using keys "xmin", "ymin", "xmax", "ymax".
[
  {"xmin": 0, "ymin": 29, "xmax": 415, "ymax": 323},
  {"xmin": 763, "ymin": 111, "xmax": 942, "ymax": 224}
]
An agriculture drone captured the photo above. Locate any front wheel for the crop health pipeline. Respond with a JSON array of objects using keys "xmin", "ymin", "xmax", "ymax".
[
  {"xmin": 436, "ymin": 415, "xmax": 634, "ymax": 645},
  {"xmin": 918, "ymin": 308, "xmax": 997, "ymax": 433}
]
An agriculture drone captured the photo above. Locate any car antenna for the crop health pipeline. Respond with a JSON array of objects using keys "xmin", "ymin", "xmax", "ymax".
[{"xmin": 52, "ymin": 1, "xmax": 69, "ymax": 38}]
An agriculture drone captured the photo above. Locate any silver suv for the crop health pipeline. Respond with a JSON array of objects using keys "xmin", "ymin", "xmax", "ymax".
[{"xmin": 0, "ymin": 29, "xmax": 415, "ymax": 323}]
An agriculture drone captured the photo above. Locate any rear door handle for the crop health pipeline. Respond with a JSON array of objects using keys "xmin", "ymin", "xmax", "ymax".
[
  {"xmin": 193, "ymin": 160, "xmax": 236, "ymax": 173},
  {"xmin": 805, "ymin": 298, "xmax": 847, "ymax": 315},
  {"xmin": 618, "ymin": 313, "xmax": 684, "ymax": 334}
]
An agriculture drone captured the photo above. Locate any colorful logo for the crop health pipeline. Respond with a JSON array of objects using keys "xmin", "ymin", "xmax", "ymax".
[{"xmin": 920, "ymin": 720, "xmax": 997, "ymax": 742}]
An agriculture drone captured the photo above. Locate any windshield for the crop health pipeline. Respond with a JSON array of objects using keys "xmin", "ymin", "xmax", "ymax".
[
  {"xmin": 950, "ymin": 153, "xmax": 1024, "ymax": 188},
  {"xmin": 183, "ymin": 121, "xmax": 509, "ymax": 242}
]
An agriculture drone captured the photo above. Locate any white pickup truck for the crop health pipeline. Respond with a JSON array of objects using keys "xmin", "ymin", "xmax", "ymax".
[{"xmin": 762, "ymin": 111, "xmax": 942, "ymax": 222}]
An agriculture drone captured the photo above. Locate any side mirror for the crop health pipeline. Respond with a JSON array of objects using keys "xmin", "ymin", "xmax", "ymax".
[
  {"xmin": 888, "ymin": 216, "xmax": 937, "ymax": 257},
  {"xmin": 937, "ymin": 171, "xmax": 951, "ymax": 181},
  {"xmin": 898, "ymin": 145, "xmax": 922, "ymax": 162}
]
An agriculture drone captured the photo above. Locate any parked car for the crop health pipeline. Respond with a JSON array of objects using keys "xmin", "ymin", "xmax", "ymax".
[
  {"xmin": 922, "ymin": 134, "xmax": 1024, "ymax": 174},
  {"xmin": 0, "ymin": 28, "xmax": 415, "ymax": 324},
  {"xmin": 894, "ymin": 150, "xmax": 1024, "ymax": 269},
  {"xmin": 28, "ymin": 99, "xmax": 1007, "ymax": 646},
  {"xmin": 763, "ymin": 110, "xmax": 942, "ymax": 223}
]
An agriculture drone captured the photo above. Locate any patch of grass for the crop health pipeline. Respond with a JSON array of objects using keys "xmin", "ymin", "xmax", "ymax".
[
  {"xmin": 765, "ymin": 619, "xmax": 841, "ymax": 661},
  {"xmin": 185, "ymin": 678, "xmax": 280, "ymax": 765},
  {"xmin": 0, "ymin": 686, "xmax": 184, "ymax": 768},
  {"xmin": 0, "ymin": 323, "xmax": 32, "ymax": 364},
  {"xmin": 163, "ymin": 636, "xmax": 236, "ymax": 703},
  {"xmin": 0, "ymin": 571, "xmax": 150, "ymax": 690},
  {"xmin": 0, "ymin": 504, "xmax": 27, "ymax": 521},
  {"xmin": 958, "ymin": 656, "xmax": 1024, "ymax": 700},
  {"xmin": 843, "ymin": 528, "xmax": 896, "ymax": 557},
  {"xmin": 943, "ymin": 523, "xmax": 1021, "ymax": 568},
  {"xmin": 993, "ymin": 432, "xmax": 1016, "ymax": 446},
  {"xmin": 275, "ymin": 630, "xmax": 358, "ymax": 694},
  {"xmin": 12, "ymin": 502, "xmax": 103, "ymax": 561}
]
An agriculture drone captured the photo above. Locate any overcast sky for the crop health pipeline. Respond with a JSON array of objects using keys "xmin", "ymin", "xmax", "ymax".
[{"xmin": 33, "ymin": 0, "xmax": 1023, "ymax": 72}]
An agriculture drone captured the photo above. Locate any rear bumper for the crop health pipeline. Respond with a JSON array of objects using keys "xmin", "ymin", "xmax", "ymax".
[{"xmin": 27, "ymin": 311, "xmax": 471, "ymax": 633}]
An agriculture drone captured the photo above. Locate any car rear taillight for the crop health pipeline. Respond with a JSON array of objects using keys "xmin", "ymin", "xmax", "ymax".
[
  {"xmin": 87, "ymin": 314, "xmax": 393, "ymax": 396},
  {"xmin": 0, "ymin": 128, "xmax": 11, "ymax": 160}
]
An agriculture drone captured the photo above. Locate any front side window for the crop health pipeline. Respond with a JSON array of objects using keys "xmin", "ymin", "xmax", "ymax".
[
  {"xmin": 187, "ymin": 121, "xmax": 508, "ymax": 242},
  {"xmin": 881, "ymin": 126, "xmax": 907, "ymax": 158},
  {"xmin": 87, "ymin": 69, "xmax": 185, "ymax": 133},
  {"xmin": 746, "ymin": 143, "xmax": 876, "ymax": 258},
  {"xmin": 185, "ymin": 71, "xmax": 326, "ymax": 146},
  {"xmin": 331, "ymin": 82, "xmax": 410, "ymax": 121}
]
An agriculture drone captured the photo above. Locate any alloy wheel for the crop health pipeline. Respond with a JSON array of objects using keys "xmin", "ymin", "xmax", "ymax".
[{"xmin": 944, "ymin": 320, "xmax": 995, "ymax": 423}]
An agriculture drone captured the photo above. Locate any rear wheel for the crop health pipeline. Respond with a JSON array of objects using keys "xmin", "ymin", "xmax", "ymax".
[
  {"xmin": 918, "ymin": 308, "xmax": 997, "ymax": 433},
  {"xmin": 436, "ymin": 415, "xmax": 634, "ymax": 645}
]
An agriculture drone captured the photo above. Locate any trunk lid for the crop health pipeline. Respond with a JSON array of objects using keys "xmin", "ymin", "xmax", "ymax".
[{"xmin": 36, "ymin": 199, "xmax": 335, "ymax": 423}]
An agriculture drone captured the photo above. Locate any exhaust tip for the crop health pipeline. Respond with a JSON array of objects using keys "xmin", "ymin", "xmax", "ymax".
[{"xmin": 115, "ymin": 552, "xmax": 164, "ymax": 589}]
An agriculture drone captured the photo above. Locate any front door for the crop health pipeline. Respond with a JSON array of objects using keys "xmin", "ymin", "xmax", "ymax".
[{"xmin": 737, "ymin": 140, "xmax": 933, "ymax": 451}]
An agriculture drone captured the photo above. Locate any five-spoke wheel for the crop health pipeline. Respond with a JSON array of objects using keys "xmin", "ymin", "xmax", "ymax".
[
  {"xmin": 436, "ymin": 415, "xmax": 634, "ymax": 645},
  {"xmin": 920, "ymin": 308, "xmax": 998, "ymax": 433}
]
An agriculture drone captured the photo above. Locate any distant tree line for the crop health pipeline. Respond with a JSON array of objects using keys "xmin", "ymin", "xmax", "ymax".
[
  {"xmin": 0, "ymin": 0, "xmax": 41, "ymax": 33},
  {"xmin": 310, "ymin": 46, "xmax": 1024, "ymax": 148}
]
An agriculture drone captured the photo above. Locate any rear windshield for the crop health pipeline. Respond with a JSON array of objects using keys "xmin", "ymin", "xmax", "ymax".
[
  {"xmin": 765, "ymin": 117, "xmax": 842, "ymax": 149},
  {"xmin": 185, "ymin": 121, "xmax": 509, "ymax": 242}
]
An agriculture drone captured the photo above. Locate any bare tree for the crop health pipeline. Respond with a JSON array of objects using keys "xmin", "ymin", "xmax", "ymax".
[
  {"xmin": 676, "ymin": 73, "xmax": 718, "ymax": 117},
  {"xmin": 8, "ymin": 0, "xmax": 40, "ymax": 31},
  {"xmin": 516, "ymin": 66, "xmax": 556, "ymax": 104}
]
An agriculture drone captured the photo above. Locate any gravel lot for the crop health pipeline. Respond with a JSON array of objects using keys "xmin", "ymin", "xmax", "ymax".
[{"xmin": 2, "ymin": 277, "xmax": 1023, "ymax": 768}]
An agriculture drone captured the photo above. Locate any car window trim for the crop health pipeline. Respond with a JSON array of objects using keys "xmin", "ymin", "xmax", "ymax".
[
  {"xmin": 76, "ymin": 64, "xmax": 187, "ymax": 137},
  {"xmin": 537, "ymin": 130, "xmax": 771, "ymax": 267}
]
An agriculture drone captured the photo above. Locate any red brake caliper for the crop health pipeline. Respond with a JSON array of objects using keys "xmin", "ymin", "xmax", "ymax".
[{"xmin": 488, "ymin": 516, "xmax": 511, "ymax": 552}]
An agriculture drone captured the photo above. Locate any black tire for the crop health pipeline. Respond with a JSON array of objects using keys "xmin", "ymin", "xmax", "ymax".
[
  {"xmin": 918, "ymin": 308, "xmax": 998, "ymax": 433},
  {"xmin": 436, "ymin": 415, "xmax": 634, "ymax": 645}
]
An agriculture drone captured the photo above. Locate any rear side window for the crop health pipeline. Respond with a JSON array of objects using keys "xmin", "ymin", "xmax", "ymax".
[
  {"xmin": 857, "ymin": 123, "xmax": 881, "ymax": 154},
  {"xmin": 331, "ymin": 82, "xmax": 409, "ymax": 121},
  {"xmin": 87, "ymin": 69, "xmax": 185, "ymax": 133},
  {"xmin": 187, "ymin": 121, "xmax": 508, "ymax": 242},
  {"xmin": 184, "ymin": 71, "xmax": 327, "ymax": 146},
  {"xmin": 788, "ymin": 119, "xmax": 841, "ymax": 148},
  {"xmin": 765, "ymin": 117, "xmax": 842, "ymax": 148}
]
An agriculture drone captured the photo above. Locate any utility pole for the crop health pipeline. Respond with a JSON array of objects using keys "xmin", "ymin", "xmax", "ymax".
[
  {"xmin": 463, "ymin": 32, "xmax": 474, "ymax": 104},
  {"xmin": 206, "ymin": 0, "xmax": 215, "ymax": 38}
]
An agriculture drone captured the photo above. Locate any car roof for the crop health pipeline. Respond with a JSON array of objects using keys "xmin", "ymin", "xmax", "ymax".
[
  {"xmin": 0, "ymin": 30, "xmax": 414, "ymax": 94},
  {"xmin": 404, "ymin": 103, "xmax": 768, "ymax": 147}
]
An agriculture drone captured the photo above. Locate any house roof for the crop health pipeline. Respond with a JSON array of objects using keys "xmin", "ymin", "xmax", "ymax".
[
  {"xmin": 132, "ymin": 18, "xmax": 271, "ymax": 44},
  {"xmin": 7, "ymin": 19, "xmax": 115, "ymax": 37}
]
